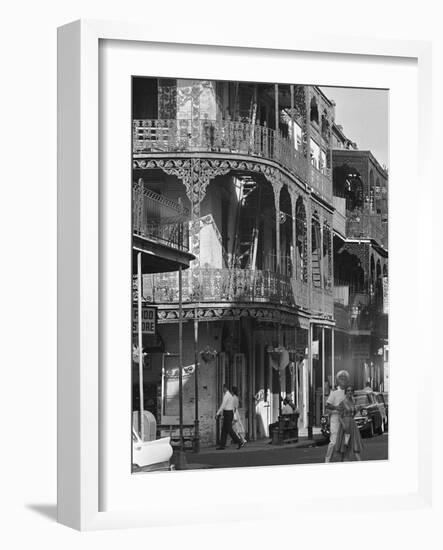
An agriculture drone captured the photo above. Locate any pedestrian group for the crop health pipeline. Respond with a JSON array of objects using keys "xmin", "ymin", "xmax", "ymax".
[{"xmin": 325, "ymin": 369, "xmax": 363, "ymax": 462}]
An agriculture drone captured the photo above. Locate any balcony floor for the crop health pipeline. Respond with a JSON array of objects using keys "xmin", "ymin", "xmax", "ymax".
[{"xmin": 133, "ymin": 234, "xmax": 195, "ymax": 273}]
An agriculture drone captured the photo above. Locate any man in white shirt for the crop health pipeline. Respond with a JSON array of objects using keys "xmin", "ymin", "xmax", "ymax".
[
  {"xmin": 324, "ymin": 370, "xmax": 350, "ymax": 463},
  {"xmin": 216, "ymin": 385, "xmax": 244, "ymax": 450}
]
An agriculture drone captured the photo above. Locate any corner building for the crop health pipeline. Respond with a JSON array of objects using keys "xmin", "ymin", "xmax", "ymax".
[{"xmin": 132, "ymin": 78, "xmax": 338, "ymax": 447}]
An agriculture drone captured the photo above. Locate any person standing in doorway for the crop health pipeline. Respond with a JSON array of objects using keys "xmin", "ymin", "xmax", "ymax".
[
  {"xmin": 216, "ymin": 384, "xmax": 245, "ymax": 450},
  {"xmin": 324, "ymin": 370, "xmax": 350, "ymax": 463}
]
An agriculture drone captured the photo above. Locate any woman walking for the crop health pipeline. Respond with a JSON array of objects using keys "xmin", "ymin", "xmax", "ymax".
[
  {"xmin": 336, "ymin": 385, "xmax": 363, "ymax": 461},
  {"xmin": 232, "ymin": 386, "xmax": 247, "ymax": 446}
]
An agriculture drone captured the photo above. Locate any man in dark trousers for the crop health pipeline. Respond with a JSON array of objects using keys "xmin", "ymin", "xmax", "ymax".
[{"xmin": 216, "ymin": 384, "xmax": 245, "ymax": 450}]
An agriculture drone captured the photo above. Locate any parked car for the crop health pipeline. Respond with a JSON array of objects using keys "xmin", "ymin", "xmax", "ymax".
[
  {"xmin": 375, "ymin": 392, "xmax": 388, "ymax": 432},
  {"xmin": 353, "ymin": 390, "xmax": 384, "ymax": 437},
  {"xmin": 320, "ymin": 390, "xmax": 384, "ymax": 440},
  {"xmin": 132, "ymin": 428, "xmax": 173, "ymax": 472}
]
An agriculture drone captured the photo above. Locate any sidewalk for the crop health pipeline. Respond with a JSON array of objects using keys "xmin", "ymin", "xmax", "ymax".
[
  {"xmin": 198, "ymin": 435, "xmax": 322, "ymax": 455},
  {"xmin": 174, "ymin": 433, "xmax": 326, "ymax": 469}
]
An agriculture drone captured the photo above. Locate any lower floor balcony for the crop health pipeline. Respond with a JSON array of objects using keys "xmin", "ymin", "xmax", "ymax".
[{"xmin": 137, "ymin": 268, "xmax": 333, "ymax": 317}]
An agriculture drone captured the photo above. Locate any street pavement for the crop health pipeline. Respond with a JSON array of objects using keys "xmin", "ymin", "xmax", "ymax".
[{"xmin": 182, "ymin": 433, "xmax": 388, "ymax": 470}]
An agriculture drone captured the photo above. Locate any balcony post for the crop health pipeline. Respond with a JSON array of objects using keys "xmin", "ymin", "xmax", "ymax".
[
  {"xmin": 306, "ymin": 199, "xmax": 313, "ymax": 312},
  {"xmin": 137, "ymin": 252, "xmax": 144, "ymax": 441},
  {"xmin": 178, "ymin": 265, "xmax": 184, "ymax": 453},
  {"xmin": 272, "ymin": 180, "xmax": 283, "ymax": 273},
  {"xmin": 331, "ymin": 327, "xmax": 335, "ymax": 385},
  {"xmin": 274, "ymin": 84, "xmax": 279, "ymax": 132},
  {"xmin": 193, "ymin": 310, "xmax": 200, "ymax": 452},
  {"xmin": 321, "ymin": 325, "xmax": 325, "ymax": 414},
  {"xmin": 290, "ymin": 84, "xmax": 295, "ymax": 137},
  {"xmin": 290, "ymin": 191, "xmax": 297, "ymax": 279},
  {"xmin": 307, "ymin": 322, "xmax": 313, "ymax": 439},
  {"xmin": 305, "ymin": 86, "xmax": 312, "ymax": 183}
]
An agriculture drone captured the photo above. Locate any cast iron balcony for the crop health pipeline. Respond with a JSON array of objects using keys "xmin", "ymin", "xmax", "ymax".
[
  {"xmin": 133, "ymin": 268, "xmax": 337, "ymax": 317},
  {"xmin": 133, "ymin": 183, "xmax": 190, "ymax": 252},
  {"xmin": 133, "ymin": 118, "xmax": 311, "ymax": 188}
]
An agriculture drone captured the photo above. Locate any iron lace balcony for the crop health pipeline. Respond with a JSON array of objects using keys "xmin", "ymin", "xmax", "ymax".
[
  {"xmin": 133, "ymin": 118, "xmax": 320, "ymax": 192},
  {"xmin": 133, "ymin": 268, "xmax": 336, "ymax": 316}
]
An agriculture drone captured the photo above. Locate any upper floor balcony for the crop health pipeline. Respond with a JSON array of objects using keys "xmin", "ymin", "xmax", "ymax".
[
  {"xmin": 333, "ymin": 196, "xmax": 347, "ymax": 237},
  {"xmin": 346, "ymin": 211, "xmax": 386, "ymax": 248},
  {"xmin": 333, "ymin": 284, "xmax": 387, "ymax": 334},
  {"xmin": 135, "ymin": 267, "xmax": 334, "ymax": 318},
  {"xmin": 137, "ymin": 268, "xmax": 307, "ymax": 310},
  {"xmin": 133, "ymin": 119, "xmax": 332, "ymax": 202},
  {"xmin": 133, "ymin": 183, "xmax": 194, "ymax": 272}
]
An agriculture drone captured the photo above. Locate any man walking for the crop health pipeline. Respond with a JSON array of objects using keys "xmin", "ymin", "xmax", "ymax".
[
  {"xmin": 216, "ymin": 385, "xmax": 245, "ymax": 450},
  {"xmin": 324, "ymin": 370, "xmax": 350, "ymax": 463}
]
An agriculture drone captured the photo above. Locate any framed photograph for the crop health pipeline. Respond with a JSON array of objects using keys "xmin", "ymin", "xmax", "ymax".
[{"xmin": 58, "ymin": 19, "xmax": 433, "ymax": 530}]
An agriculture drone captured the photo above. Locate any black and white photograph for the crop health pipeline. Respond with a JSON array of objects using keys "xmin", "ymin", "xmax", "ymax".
[
  {"xmin": 3, "ymin": 0, "xmax": 440, "ymax": 544},
  {"xmin": 131, "ymin": 78, "xmax": 389, "ymax": 472}
]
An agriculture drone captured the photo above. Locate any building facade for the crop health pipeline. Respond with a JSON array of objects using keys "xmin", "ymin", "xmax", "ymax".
[
  {"xmin": 132, "ymin": 78, "xmax": 381, "ymax": 447},
  {"xmin": 332, "ymin": 125, "xmax": 389, "ymax": 392}
]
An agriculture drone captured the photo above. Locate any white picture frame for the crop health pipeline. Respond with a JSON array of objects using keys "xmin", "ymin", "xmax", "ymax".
[{"xmin": 57, "ymin": 19, "xmax": 433, "ymax": 531}]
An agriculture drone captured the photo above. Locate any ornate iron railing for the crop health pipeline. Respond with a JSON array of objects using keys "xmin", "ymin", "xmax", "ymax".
[
  {"xmin": 310, "ymin": 165, "xmax": 332, "ymax": 202},
  {"xmin": 333, "ymin": 196, "xmax": 347, "ymax": 236},
  {"xmin": 346, "ymin": 212, "xmax": 385, "ymax": 247},
  {"xmin": 311, "ymin": 286, "xmax": 334, "ymax": 316},
  {"xmin": 133, "ymin": 183, "xmax": 190, "ymax": 251},
  {"xmin": 134, "ymin": 219, "xmax": 190, "ymax": 252},
  {"xmin": 133, "ymin": 118, "xmax": 309, "ymax": 185},
  {"xmin": 137, "ymin": 268, "xmax": 313, "ymax": 310}
]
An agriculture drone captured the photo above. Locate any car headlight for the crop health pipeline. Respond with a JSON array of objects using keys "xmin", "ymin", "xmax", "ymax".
[{"xmin": 361, "ymin": 409, "xmax": 368, "ymax": 417}]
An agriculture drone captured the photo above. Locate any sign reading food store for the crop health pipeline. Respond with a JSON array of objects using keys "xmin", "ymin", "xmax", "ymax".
[{"xmin": 132, "ymin": 304, "xmax": 157, "ymax": 334}]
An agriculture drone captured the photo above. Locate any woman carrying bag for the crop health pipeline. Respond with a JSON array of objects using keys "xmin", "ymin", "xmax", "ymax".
[
  {"xmin": 232, "ymin": 386, "xmax": 247, "ymax": 446},
  {"xmin": 336, "ymin": 385, "xmax": 363, "ymax": 461}
]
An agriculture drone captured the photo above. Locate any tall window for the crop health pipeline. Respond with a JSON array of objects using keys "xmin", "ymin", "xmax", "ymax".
[
  {"xmin": 311, "ymin": 212, "xmax": 321, "ymax": 288},
  {"xmin": 323, "ymin": 221, "xmax": 332, "ymax": 290},
  {"xmin": 296, "ymin": 198, "xmax": 308, "ymax": 283}
]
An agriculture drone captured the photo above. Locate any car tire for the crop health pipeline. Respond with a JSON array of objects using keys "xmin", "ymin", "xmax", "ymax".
[{"xmin": 368, "ymin": 422, "xmax": 374, "ymax": 438}]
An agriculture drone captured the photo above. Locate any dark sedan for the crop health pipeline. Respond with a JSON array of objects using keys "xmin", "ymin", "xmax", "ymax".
[{"xmin": 353, "ymin": 390, "xmax": 384, "ymax": 437}]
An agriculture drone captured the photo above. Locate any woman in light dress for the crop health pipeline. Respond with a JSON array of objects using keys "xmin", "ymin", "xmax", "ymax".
[
  {"xmin": 232, "ymin": 386, "xmax": 247, "ymax": 445},
  {"xmin": 336, "ymin": 385, "xmax": 363, "ymax": 461}
]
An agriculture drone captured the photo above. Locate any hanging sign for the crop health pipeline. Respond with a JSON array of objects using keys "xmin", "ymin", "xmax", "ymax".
[{"xmin": 132, "ymin": 304, "xmax": 157, "ymax": 334}]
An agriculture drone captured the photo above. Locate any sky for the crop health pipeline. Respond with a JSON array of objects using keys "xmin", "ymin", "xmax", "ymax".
[{"xmin": 320, "ymin": 86, "xmax": 389, "ymax": 169}]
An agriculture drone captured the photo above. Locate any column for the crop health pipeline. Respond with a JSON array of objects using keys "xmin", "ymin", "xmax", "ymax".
[
  {"xmin": 306, "ymin": 199, "xmax": 312, "ymax": 311},
  {"xmin": 137, "ymin": 252, "xmax": 144, "ymax": 441},
  {"xmin": 321, "ymin": 326, "xmax": 325, "ymax": 414},
  {"xmin": 274, "ymin": 84, "xmax": 279, "ymax": 132},
  {"xmin": 290, "ymin": 84, "xmax": 295, "ymax": 151},
  {"xmin": 305, "ymin": 86, "xmax": 312, "ymax": 186},
  {"xmin": 291, "ymin": 193, "xmax": 297, "ymax": 280},
  {"xmin": 331, "ymin": 327, "xmax": 335, "ymax": 385},
  {"xmin": 307, "ymin": 323, "xmax": 313, "ymax": 439},
  {"xmin": 272, "ymin": 180, "xmax": 282, "ymax": 272}
]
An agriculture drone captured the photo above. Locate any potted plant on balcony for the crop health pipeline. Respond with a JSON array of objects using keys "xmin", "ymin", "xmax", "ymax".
[
  {"xmin": 199, "ymin": 345, "xmax": 217, "ymax": 363},
  {"xmin": 267, "ymin": 345, "xmax": 290, "ymax": 372}
]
